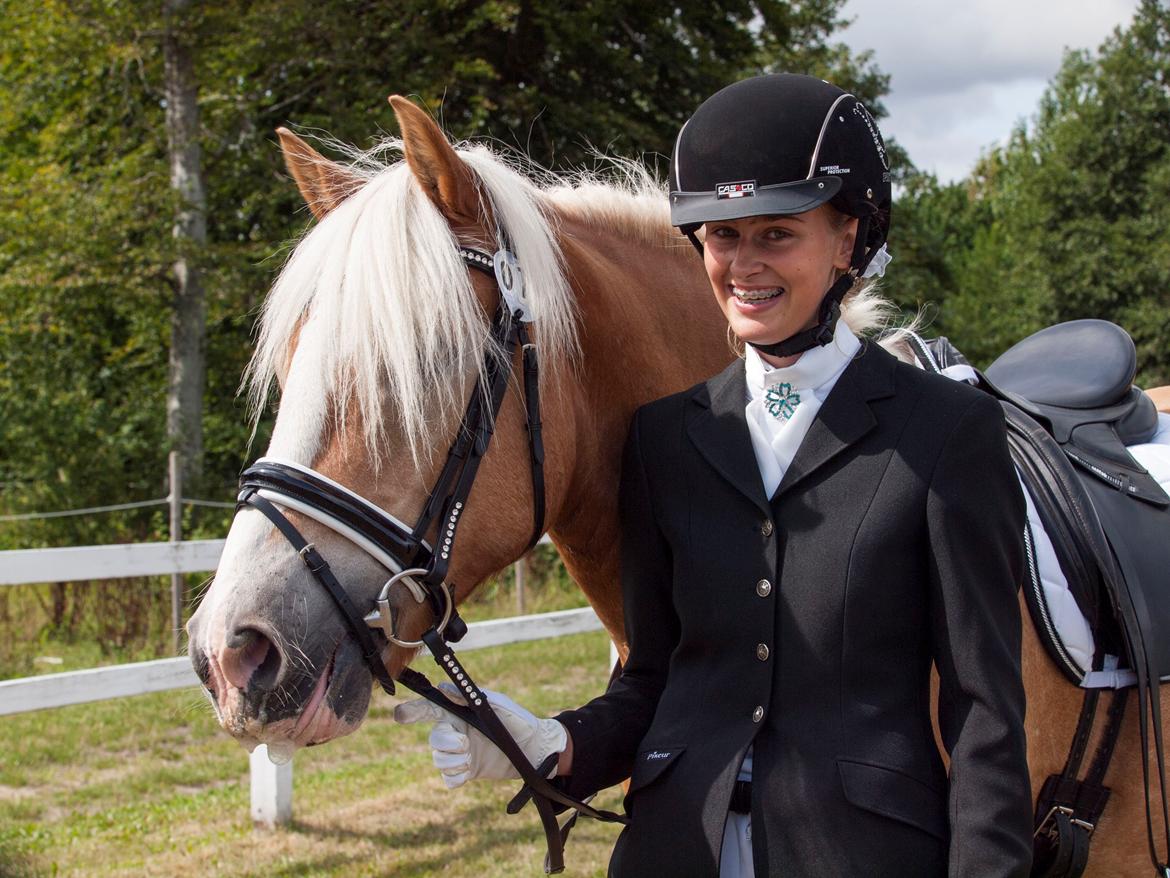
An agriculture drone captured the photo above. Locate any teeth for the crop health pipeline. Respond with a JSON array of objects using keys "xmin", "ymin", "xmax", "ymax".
[{"xmin": 732, "ymin": 285, "xmax": 784, "ymax": 302}]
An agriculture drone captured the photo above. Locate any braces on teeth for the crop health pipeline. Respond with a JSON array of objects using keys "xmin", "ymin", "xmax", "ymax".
[{"xmin": 734, "ymin": 286, "xmax": 784, "ymax": 301}]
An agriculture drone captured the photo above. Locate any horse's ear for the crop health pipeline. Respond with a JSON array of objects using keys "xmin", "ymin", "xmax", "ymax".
[
  {"xmin": 389, "ymin": 95, "xmax": 480, "ymax": 224},
  {"xmin": 276, "ymin": 127, "xmax": 363, "ymax": 220}
]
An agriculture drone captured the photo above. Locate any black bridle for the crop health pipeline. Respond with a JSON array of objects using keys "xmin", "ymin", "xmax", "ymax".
[{"xmin": 235, "ymin": 244, "xmax": 626, "ymax": 873}]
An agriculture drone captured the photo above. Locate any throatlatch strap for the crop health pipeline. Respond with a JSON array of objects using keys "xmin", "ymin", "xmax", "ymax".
[{"xmin": 516, "ymin": 320, "xmax": 546, "ymax": 550}]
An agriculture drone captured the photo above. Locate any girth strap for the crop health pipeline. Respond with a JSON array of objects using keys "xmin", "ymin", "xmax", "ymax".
[{"xmin": 1033, "ymin": 686, "xmax": 1129, "ymax": 877}]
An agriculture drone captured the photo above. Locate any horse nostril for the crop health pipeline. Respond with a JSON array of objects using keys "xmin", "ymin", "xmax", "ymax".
[
  {"xmin": 220, "ymin": 627, "xmax": 282, "ymax": 693},
  {"xmin": 191, "ymin": 645, "xmax": 214, "ymax": 693}
]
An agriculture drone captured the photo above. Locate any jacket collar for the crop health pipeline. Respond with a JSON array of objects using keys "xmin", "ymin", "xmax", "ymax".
[{"xmin": 687, "ymin": 340, "xmax": 898, "ymax": 512}]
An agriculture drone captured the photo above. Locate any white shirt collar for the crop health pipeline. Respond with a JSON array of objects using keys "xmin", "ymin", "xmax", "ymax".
[{"xmin": 744, "ymin": 319, "xmax": 861, "ymax": 402}]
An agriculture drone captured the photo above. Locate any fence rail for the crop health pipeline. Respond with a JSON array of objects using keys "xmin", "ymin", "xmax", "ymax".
[
  {"xmin": 0, "ymin": 539, "xmax": 226, "ymax": 585},
  {"xmin": 0, "ymin": 538, "xmax": 604, "ymax": 827},
  {"xmin": 0, "ymin": 606, "xmax": 603, "ymax": 717}
]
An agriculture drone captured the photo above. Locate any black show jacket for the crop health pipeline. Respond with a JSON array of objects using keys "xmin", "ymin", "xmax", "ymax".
[{"xmin": 556, "ymin": 342, "xmax": 1032, "ymax": 877}]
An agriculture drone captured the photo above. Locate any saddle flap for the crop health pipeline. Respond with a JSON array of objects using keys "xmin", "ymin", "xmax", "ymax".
[
  {"xmin": 985, "ymin": 319, "xmax": 1136, "ymax": 410},
  {"xmin": 1064, "ymin": 423, "xmax": 1170, "ymax": 508}
]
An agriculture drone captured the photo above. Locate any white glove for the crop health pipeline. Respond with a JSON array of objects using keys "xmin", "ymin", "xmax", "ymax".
[{"xmin": 394, "ymin": 683, "xmax": 568, "ymax": 789}]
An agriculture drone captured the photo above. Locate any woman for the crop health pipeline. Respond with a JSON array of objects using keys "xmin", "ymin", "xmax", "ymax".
[{"xmin": 396, "ymin": 73, "xmax": 1033, "ymax": 877}]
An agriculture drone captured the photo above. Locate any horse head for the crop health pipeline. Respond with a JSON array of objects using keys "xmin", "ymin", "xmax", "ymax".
[{"xmin": 186, "ymin": 97, "xmax": 727, "ymax": 755}]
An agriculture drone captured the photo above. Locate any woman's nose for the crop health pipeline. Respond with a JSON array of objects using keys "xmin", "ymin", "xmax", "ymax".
[{"xmin": 727, "ymin": 241, "xmax": 763, "ymax": 278}]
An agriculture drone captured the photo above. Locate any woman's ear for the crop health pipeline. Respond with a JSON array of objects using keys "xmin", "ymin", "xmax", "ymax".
[{"xmin": 834, "ymin": 217, "xmax": 859, "ymax": 272}]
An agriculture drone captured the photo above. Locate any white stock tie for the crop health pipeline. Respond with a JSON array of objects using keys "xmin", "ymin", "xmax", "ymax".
[{"xmin": 743, "ymin": 320, "xmax": 861, "ymax": 499}]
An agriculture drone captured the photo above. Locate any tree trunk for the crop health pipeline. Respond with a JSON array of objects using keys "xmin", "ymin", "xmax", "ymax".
[{"xmin": 163, "ymin": 0, "xmax": 207, "ymax": 487}]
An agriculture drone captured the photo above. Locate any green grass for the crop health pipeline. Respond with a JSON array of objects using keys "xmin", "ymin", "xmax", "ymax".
[{"xmin": 0, "ymin": 630, "xmax": 622, "ymax": 877}]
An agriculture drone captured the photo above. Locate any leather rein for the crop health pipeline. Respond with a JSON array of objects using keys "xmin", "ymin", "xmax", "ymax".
[{"xmin": 235, "ymin": 244, "xmax": 627, "ymax": 874}]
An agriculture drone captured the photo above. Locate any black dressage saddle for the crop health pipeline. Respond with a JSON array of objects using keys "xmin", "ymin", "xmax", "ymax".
[
  {"xmin": 928, "ymin": 319, "xmax": 1168, "ymax": 678},
  {"xmin": 918, "ymin": 319, "xmax": 1170, "ymax": 877},
  {"xmin": 988, "ymin": 319, "xmax": 1168, "ymax": 661}
]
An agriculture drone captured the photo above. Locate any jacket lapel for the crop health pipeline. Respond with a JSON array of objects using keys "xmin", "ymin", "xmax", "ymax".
[
  {"xmin": 687, "ymin": 360, "xmax": 771, "ymax": 516},
  {"xmin": 773, "ymin": 341, "xmax": 897, "ymax": 500}
]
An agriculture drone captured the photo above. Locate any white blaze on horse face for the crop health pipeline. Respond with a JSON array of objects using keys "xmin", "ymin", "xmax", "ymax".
[
  {"xmin": 195, "ymin": 317, "xmax": 331, "ymax": 674},
  {"xmin": 267, "ymin": 314, "xmax": 330, "ymax": 465}
]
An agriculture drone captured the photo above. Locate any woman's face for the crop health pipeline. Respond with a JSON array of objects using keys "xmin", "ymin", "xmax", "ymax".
[{"xmin": 702, "ymin": 205, "xmax": 857, "ymax": 363}]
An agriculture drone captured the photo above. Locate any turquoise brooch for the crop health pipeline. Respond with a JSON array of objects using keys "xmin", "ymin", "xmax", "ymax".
[{"xmin": 764, "ymin": 382, "xmax": 801, "ymax": 421}]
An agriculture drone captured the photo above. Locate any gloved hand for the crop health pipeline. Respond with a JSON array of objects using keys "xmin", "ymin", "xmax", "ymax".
[{"xmin": 393, "ymin": 683, "xmax": 568, "ymax": 789}]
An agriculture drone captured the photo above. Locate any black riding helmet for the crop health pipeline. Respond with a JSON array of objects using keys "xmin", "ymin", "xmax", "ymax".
[{"xmin": 670, "ymin": 73, "xmax": 892, "ymax": 358}]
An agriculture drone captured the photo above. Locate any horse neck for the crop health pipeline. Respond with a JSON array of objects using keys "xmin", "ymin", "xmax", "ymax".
[{"xmin": 546, "ymin": 215, "xmax": 731, "ymax": 646}]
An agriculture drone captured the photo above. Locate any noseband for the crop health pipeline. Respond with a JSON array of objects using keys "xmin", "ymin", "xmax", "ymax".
[{"xmin": 234, "ymin": 244, "xmax": 625, "ymax": 873}]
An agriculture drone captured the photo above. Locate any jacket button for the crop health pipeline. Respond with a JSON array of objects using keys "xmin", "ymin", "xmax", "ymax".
[
  {"xmin": 752, "ymin": 706, "xmax": 765, "ymax": 723},
  {"xmin": 756, "ymin": 643, "xmax": 770, "ymax": 661},
  {"xmin": 756, "ymin": 579, "xmax": 772, "ymax": 597},
  {"xmin": 761, "ymin": 520, "xmax": 774, "ymax": 537}
]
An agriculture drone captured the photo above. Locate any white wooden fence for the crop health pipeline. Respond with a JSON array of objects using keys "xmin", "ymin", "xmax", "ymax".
[{"xmin": 0, "ymin": 540, "xmax": 605, "ymax": 826}]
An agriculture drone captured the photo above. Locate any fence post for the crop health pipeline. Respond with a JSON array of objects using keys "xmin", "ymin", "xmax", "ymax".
[
  {"xmin": 250, "ymin": 746, "xmax": 293, "ymax": 828},
  {"xmin": 515, "ymin": 554, "xmax": 527, "ymax": 614},
  {"xmin": 169, "ymin": 451, "xmax": 183, "ymax": 654}
]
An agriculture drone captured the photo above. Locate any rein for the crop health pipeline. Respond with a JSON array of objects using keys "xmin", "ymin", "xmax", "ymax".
[{"xmin": 235, "ymin": 245, "xmax": 626, "ymax": 874}]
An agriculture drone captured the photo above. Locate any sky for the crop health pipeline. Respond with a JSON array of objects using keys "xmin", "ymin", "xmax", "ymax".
[{"xmin": 838, "ymin": 0, "xmax": 1143, "ymax": 183}]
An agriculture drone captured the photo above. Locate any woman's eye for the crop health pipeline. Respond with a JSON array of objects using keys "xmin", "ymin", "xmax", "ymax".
[
  {"xmin": 763, "ymin": 228, "xmax": 792, "ymax": 240},
  {"xmin": 709, "ymin": 226, "xmax": 736, "ymax": 239}
]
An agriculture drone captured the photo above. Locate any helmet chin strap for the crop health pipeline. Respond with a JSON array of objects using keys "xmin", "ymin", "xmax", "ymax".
[{"xmin": 748, "ymin": 215, "xmax": 874, "ymax": 360}]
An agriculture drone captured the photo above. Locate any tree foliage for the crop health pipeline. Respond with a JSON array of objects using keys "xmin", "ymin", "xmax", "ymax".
[
  {"xmin": 0, "ymin": 0, "xmax": 885, "ymax": 551},
  {"xmin": 887, "ymin": 0, "xmax": 1170, "ymax": 386}
]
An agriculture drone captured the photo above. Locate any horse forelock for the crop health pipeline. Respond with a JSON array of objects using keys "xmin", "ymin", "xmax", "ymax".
[{"xmin": 245, "ymin": 137, "xmax": 582, "ymax": 469}]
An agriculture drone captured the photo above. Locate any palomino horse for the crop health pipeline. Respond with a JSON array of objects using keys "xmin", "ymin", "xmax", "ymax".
[{"xmin": 187, "ymin": 98, "xmax": 1170, "ymax": 874}]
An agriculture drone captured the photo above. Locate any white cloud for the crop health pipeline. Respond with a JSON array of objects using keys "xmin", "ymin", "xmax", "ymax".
[
  {"xmin": 893, "ymin": 78, "xmax": 1049, "ymax": 181},
  {"xmin": 839, "ymin": 0, "xmax": 1141, "ymax": 181}
]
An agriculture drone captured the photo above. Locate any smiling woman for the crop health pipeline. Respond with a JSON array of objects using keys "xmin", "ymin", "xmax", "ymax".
[{"xmin": 702, "ymin": 208, "xmax": 857, "ymax": 365}]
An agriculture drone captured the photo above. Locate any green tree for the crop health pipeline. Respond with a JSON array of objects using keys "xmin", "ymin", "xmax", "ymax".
[
  {"xmin": 897, "ymin": 0, "xmax": 1170, "ymax": 384},
  {"xmin": 1, "ymin": 0, "xmax": 888, "ymax": 557},
  {"xmin": 0, "ymin": 1, "xmax": 173, "ymax": 548},
  {"xmin": 881, "ymin": 169, "xmax": 989, "ymax": 320}
]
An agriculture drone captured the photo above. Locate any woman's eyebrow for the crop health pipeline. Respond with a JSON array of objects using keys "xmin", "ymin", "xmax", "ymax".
[{"xmin": 748, "ymin": 214, "xmax": 805, "ymax": 224}]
